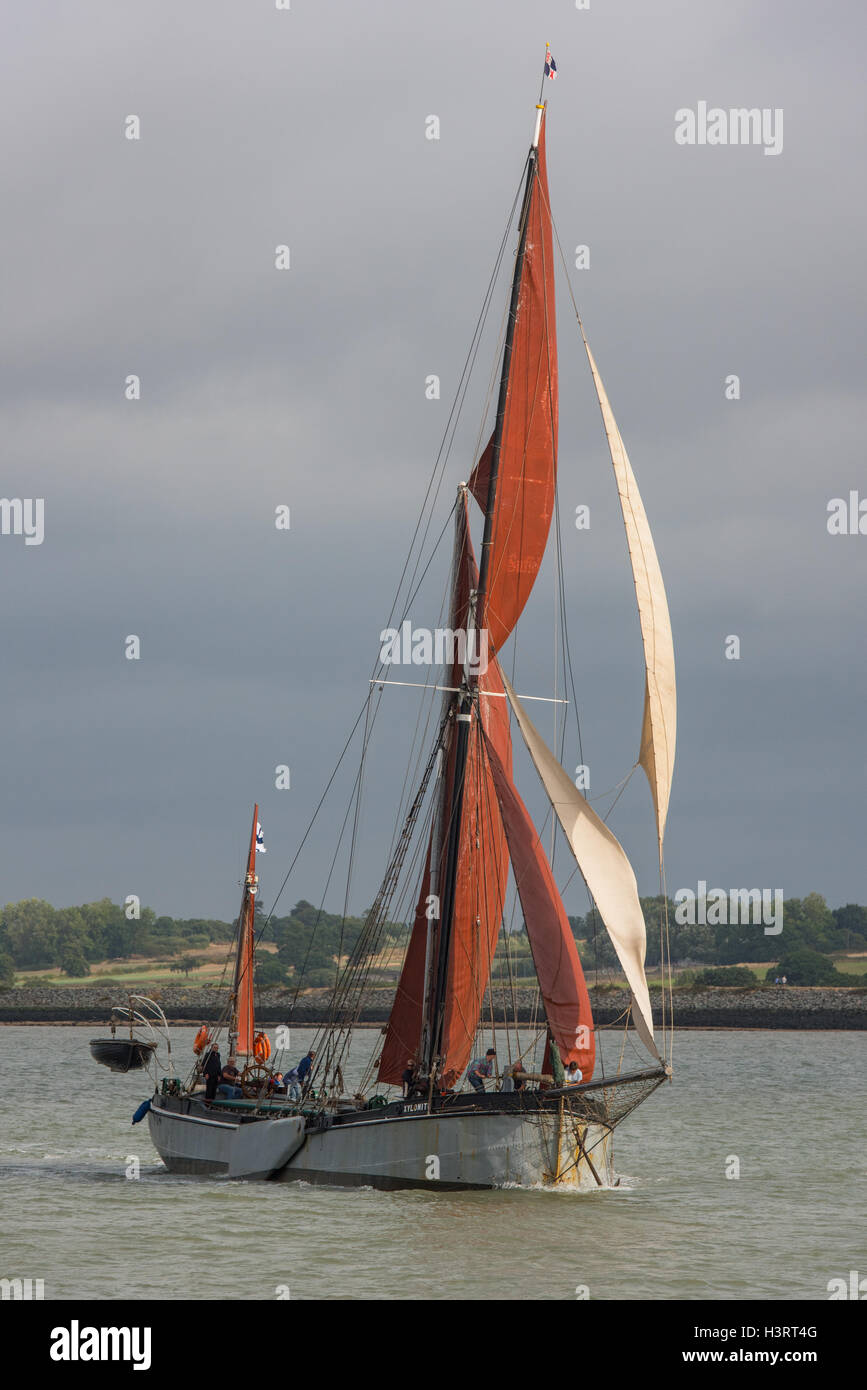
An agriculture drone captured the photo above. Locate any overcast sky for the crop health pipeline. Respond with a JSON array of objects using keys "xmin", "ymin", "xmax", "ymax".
[{"xmin": 1, "ymin": 0, "xmax": 864, "ymax": 924}]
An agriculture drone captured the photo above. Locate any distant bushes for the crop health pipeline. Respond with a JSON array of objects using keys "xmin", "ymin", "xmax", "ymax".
[
  {"xmin": 763, "ymin": 948, "xmax": 867, "ymax": 987},
  {"xmin": 690, "ymin": 966, "xmax": 760, "ymax": 988}
]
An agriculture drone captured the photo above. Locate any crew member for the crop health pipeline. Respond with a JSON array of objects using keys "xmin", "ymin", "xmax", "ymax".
[
  {"xmin": 217, "ymin": 1055, "xmax": 243, "ymax": 1098},
  {"xmin": 467, "ymin": 1048, "xmax": 497, "ymax": 1094},
  {"xmin": 202, "ymin": 1045, "xmax": 222, "ymax": 1101},
  {"xmin": 295, "ymin": 1049, "xmax": 316, "ymax": 1096}
]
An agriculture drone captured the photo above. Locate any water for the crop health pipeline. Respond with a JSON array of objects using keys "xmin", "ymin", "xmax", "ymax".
[{"xmin": 0, "ymin": 1026, "xmax": 864, "ymax": 1300}]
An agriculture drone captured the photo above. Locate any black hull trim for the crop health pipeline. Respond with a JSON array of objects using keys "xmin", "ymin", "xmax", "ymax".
[{"xmin": 270, "ymin": 1166, "xmax": 488, "ymax": 1193}]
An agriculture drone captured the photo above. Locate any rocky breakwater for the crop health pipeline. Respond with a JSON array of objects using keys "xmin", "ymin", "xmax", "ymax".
[{"xmin": 1, "ymin": 983, "xmax": 866, "ymax": 1029}]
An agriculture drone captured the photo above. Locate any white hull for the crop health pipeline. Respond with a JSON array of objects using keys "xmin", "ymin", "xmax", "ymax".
[
  {"xmin": 278, "ymin": 1108, "xmax": 613, "ymax": 1190},
  {"xmin": 147, "ymin": 1095, "xmax": 613, "ymax": 1190},
  {"xmin": 147, "ymin": 1101, "xmax": 305, "ymax": 1179}
]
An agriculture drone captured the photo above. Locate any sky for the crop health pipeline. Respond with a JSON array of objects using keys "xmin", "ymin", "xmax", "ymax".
[{"xmin": 1, "ymin": 0, "xmax": 865, "ymax": 924}]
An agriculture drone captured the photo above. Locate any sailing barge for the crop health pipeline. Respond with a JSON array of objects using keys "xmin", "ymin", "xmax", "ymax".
[{"xmin": 140, "ymin": 67, "xmax": 677, "ymax": 1191}]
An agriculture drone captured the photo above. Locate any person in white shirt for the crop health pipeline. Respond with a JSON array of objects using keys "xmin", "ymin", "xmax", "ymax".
[{"xmin": 563, "ymin": 1061, "xmax": 583, "ymax": 1086}]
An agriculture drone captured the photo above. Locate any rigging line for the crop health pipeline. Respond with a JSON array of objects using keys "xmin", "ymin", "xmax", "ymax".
[
  {"xmin": 248, "ymin": 411, "xmax": 453, "ymax": 1000},
  {"xmin": 254, "ymin": 694, "xmax": 371, "ymax": 942},
  {"xmin": 333, "ymin": 797, "xmax": 433, "ymax": 1093},
  {"xmin": 280, "ymin": 696, "xmax": 382, "ymax": 1020},
  {"xmin": 335, "ymin": 685, "xmax": 376, "ymax": 989},
  {"xmin": 554, "ymin": 488, "xmax": 586, "ymax": 773},
  {"xmin": 474, "ymin": 711, "xmax": 509, "ymax": 1066},
  {"xmin": 335, "ymin": 783, "xmax": 434, "ymax": 1050},
  {"xmin": 497, "ymin": 873, "xmax": 521, "ymax": 1059},
  {"xmin": 586, "ymin": 763, "xmax": 639, "ymax": 807},
  {"xmin": 384, "ymin": 520, "xmax": 455, "ymax": 863},
  {"xmin": 356, "ymin": 823, "xmax": 432, "ymax": 1093},
  {"xmin": 373, "ymin": 167, "xmax": 528, "ymax": 679},
  {"xmin": 553, "ymin": 484, "xmax": 600, "ymax": 958},
  {"xmin": 371, "ymin": 497, "xmax": 458, "ymax": 686},
  {"xmin": 659, "ymin": 851, "xmax": 674, "ymax": 1070},
  {"xmin": 487, "ymin": 763, "xmax": 528, "ymax": 1076},
  {"xmin": 469, "ymin": 241, "xmax": 514, "ymax": 470},
  {"xmin": 316, "ymin": 713, "xmax": 447, "ymax": 1081}
]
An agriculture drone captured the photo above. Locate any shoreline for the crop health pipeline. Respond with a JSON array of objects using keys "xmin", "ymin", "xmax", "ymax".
[
  {"xmin": 1, "ymin": 1019, "xmax": 865, "ymax": 1034},
  {"xmin": 2, "ymin": 983, "xmax": 865, "ymax": 1030},
  {"xmin": 1, "ymin": 989, "xmax": 867, "ymax": 1034}
]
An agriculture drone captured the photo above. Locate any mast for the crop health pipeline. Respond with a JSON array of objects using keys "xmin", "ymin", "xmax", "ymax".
[
  {"xmin": 230, "ymin": 804, "xmax": 259, "ymax": 1058},
  {"xmin": 422, "ymin": 104, "xmax": 545, "ymax": 1082}
]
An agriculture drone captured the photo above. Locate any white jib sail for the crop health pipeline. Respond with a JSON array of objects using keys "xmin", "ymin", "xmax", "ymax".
[
  {"xmin": 582, "ymin": 334, "xmax": 676, "ymax": 853},
  {"xmin": 502, "ymin": 673, "xmax": 660, "ymax": 1061}
]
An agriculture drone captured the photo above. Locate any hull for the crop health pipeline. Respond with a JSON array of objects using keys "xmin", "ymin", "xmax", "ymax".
[
  {"xmin": 90, "ymin": 1038, "xmax": 156, "ymax": 1072},
  {"xmin": 147, "ymin": 1093, "xmax": 614, "ymax": 1190},
  {"xmin": 278, "ymin": 1107, "xmax": 613, "ymax": 1191},
  {"xmin": 147, "ymin": 1099, "xmax": 305, "ymax": 1178}
]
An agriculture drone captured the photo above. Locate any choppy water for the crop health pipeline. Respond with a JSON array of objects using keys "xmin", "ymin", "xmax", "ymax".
[{"xmin": 0, "ymin": 1026, "xmax": 864, "ymax": 1300}]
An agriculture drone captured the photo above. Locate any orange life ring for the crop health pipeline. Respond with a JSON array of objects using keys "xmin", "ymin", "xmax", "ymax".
[
  {"xmin": 193, "ymin": 1026, "xmax": 210, "ymax": 1055},
  {"xmin": 253, "ymin": 1031, "xmax": 271, "ymax": 1062}
]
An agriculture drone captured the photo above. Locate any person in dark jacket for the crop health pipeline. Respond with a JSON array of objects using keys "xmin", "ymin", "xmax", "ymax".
[
  {"xmin": 295, "ymin": 1049, "xmax": 316, "ymax": 1096},
  {"xmin": 202, "ymin": 1045, "xmax": 222, "ymax": 1101}
]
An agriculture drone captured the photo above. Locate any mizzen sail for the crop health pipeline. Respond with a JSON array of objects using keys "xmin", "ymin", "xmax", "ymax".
[{"xmin": 232, "ymin": 804, "xmax": 259, "ymax": 1057}]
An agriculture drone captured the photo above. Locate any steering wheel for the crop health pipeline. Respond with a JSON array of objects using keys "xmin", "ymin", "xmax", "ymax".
[{"xmin": 240, "ymin": 1063, "xmax": 272, "ymax": 1098}]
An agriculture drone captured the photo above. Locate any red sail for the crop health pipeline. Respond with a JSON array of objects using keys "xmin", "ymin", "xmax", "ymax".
[
  {"xmin": 483, "ymin": 725, "xmax": 596, "ymax": 1078},
  {"xmin": 235, "ymin": 804, "xmax": 258, "ymax": 1057},
  {"xmin": 377, "ymin": 497, "xmax": 512, "ymax": 1089},
  {"xmin": 468, "ymin": 111, "xmax": 558, "ymax": 655},
  {"xmin": 377, "ymin": 839, "xmax": 432, "ymax": 1085},
  {"xmin": 438, "ymin": 656, "xmax": 511, "ymax": 1089}
]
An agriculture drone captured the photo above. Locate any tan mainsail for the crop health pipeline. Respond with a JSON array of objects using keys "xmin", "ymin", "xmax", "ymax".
[
  {"xmin": 501, "ymin": 673, "xmax": 660, "ymax": 1060},
  {"xmin": 581, "ymin": 334, "xmax": 676, "ymax": 852}
]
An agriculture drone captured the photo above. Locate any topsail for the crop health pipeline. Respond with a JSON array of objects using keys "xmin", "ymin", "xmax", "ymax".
[{"xmin": 468, "ymin": 110, "xmax": 558, "ymax": 654}]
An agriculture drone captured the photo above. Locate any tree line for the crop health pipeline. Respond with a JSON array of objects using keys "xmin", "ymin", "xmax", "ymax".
[
  {"xmin": 569, "ymin": 893, "xmax": 867, "ymax": 987},
  {"xmin": 1, "ymin": 891, "xmax": 865, "ymax": 990},
  {"xmin": 0, "ymin": 896, "xmax": 405, "ymax": 988}
]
